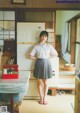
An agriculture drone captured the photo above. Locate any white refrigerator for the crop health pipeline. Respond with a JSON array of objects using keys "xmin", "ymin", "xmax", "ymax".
[{"xmin": 17, "ymin": 22, "xmax": 45, "ymax": 99}]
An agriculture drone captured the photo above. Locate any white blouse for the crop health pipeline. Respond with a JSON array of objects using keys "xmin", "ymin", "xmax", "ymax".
[{"xmin": 30, "ymin": 43, "xmax": 58, "ymax": 59}]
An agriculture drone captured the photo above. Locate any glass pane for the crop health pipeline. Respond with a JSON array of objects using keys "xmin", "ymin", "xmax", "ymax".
[
  {"xmin": 67, "ymin": 23, "xmax": 71, "ymax": 52},
  {"xmin": 66, "ymin": 22, "xmax": 71, "ymax": 52},
  {"xmin": 47, "ymin": 32, "xmax": 54, "ymax": 42},
  {"xmin": 4, "ymin": 21, "xmax": 15, "ymax": 30},
  {"xmin": 0, "ymin": 21, "xmax": 4, "ymax": 40},
  {"xmin": 0, "ymin": 41, "xmax": 4, "ymax": 53},
  {"xmin": 4, "ymin": 30, "xmax": 10, "ymax": 40},
  {"xmin": 0, "ymin": 11, "xmax": 3, "ymax": 20},
  {"xmin": 4, "ymin": 11, "xmax": 15, "ymax": 20},
  {"xmin": 0, "ymin": 21, "xmax": 3, "ymax": 30},
  {"xmin": 10, "ymin": 31, "xmax": 15, "ymax": 39},
  {"xmin": 3, "ymin": 21, "xmax": 15, "ymax": 40},
  {"xmin": 0, "ymin": 31, "xmax": 3, "ymax": 39}
]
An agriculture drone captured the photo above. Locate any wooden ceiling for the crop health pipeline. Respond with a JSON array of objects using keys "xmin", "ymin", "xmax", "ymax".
[{"xmin": 0, "ymin": 0, "xmax": 80, "ymax": 10}]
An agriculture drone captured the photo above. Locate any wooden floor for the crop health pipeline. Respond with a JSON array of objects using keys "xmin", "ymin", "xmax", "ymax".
[{"xmin": 19, "ymin": 94, "xmax": 74, "ymax": 113}]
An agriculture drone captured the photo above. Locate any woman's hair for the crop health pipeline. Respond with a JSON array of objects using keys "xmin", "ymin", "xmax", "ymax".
[{"xmin": 39, "ymin": 31, "xmax": 48, "ymax": 38}]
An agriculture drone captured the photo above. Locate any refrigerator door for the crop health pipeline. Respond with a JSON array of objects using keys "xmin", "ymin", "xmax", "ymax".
[{"xmin": 17, "ymin": 22, "xmax": 45, "ymax": 70}]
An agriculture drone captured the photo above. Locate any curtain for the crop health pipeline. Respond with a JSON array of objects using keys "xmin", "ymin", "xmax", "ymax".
[
  {"xmin": 75, "ymin": 45, "xmax": 80, "ymax": 74},
  {"xmin": 76, "ymin": 18, "xmax": 80, "ymax": 42},
  {"xmin": 62, "ymin": 22, "xmax": 68, "ymax": 54}
]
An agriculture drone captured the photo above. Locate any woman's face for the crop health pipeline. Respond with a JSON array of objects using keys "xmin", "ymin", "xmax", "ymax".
[{"xmin": 40, "ymin": 35, "xmax": 48, "ymax": 42}]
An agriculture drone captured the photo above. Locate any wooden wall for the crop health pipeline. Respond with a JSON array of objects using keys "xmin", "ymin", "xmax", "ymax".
[{"xmin": 0, "ymin": 0, "xmax": 80, "ymax": 9}]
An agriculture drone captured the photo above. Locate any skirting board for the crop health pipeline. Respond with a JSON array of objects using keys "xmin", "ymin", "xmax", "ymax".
[{"xmin": 23, "ymin": 96, "xmax": 40, "ymax": 100}]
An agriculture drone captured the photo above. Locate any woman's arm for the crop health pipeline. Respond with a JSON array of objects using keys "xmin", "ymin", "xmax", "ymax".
[
  {"xmin": 49, "ymin": 45, "xmax": 58, "ymax": 57},
  {"xmin": 29, "ymin": 55, "xmax": 37, "ymax": 60},
  {"xmin": 29, "ymin": 45, "xmax": 37, "ymax": 60}
]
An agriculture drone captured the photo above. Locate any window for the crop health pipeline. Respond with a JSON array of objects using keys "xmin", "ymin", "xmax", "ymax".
[{"xmin": 66, "ymin": 22, "xmax": 71, "ymax": 53}]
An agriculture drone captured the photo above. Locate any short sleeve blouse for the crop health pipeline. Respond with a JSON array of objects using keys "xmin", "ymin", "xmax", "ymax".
[{"xmin": 30, "ymin": 43, "xmax": 58, "ymax": 59}]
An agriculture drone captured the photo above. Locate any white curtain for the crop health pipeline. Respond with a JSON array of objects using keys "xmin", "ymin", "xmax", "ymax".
[
  {"xmin": 76, "ymin": 18, "xmax": 80, "ymax": 42},
  {"xmin": 75, "ymin": 45, "xmax": 80, "ymax": 75},
  {"xmin": 76, "ymin": 46, "xmax": 80, "ymax": 67},
  {"xmin": 62, "ymin": 22, "xmax": 68, "ymax": 54}
]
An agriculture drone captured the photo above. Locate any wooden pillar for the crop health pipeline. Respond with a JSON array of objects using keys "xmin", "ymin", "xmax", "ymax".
[{"xmin": 71, "ymin": 19, "xmax": 76, "ymax": 64}]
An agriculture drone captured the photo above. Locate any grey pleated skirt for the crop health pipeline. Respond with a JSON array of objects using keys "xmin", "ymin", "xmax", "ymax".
[{"xmin": 33, "ymin": 58, "xmax": 53, "ymax": 79}]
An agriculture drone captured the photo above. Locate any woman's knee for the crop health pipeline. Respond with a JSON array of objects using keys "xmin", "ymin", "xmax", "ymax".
[{"xmin": 43, "ymin": 79, "xmax": 48, "ymax": 86}]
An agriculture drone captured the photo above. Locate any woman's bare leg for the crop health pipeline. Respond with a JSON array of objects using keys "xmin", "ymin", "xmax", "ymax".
[
  {"xmin": 37, "ymin": 79, "xmax": 44, "ymax": 103},
  {"xmin": 43, "ymin": 79, "xmax": 48, "ymax": 104}
]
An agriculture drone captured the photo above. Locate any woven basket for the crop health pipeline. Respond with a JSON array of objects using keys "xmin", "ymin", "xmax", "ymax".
[{"xmin": 64, "ymin": 66, "xmax": 75, "ymax": 71}]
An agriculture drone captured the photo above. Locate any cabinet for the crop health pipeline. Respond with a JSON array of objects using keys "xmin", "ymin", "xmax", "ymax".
[{"xmin": 74, "ymin": 76, "xmax": 80, "ymax": 113}]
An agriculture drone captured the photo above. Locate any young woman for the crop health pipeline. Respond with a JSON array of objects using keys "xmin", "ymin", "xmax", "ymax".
[{"xmin": 29, "ymin": 31, "xmax": 58, "ymax": 105}]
